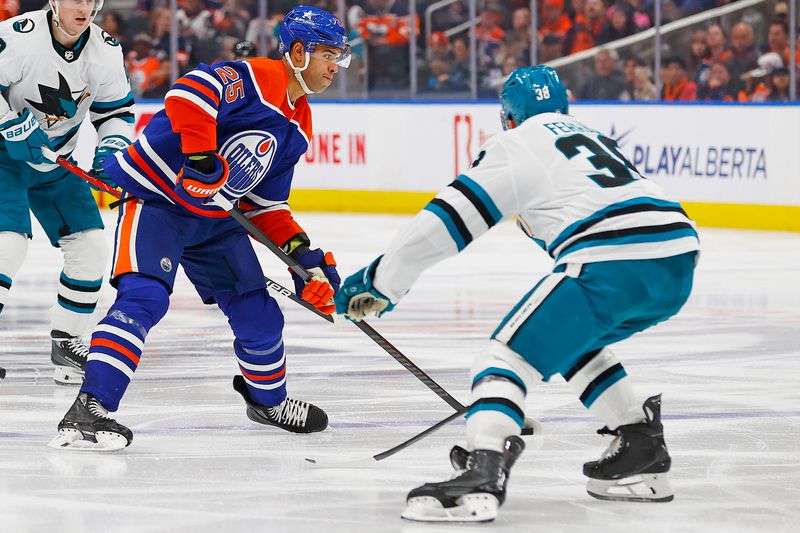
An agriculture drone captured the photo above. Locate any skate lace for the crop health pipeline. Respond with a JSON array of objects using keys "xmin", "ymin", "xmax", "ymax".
[
  {"xmin": 86, "ymin": 397, "xmax": 112, "ymax": 420},
  {"xmin": 65, "ymin": 337, "xmax": 90, "ymax": 360},
  {"xmin": 597, "ymin": 427, "xmax": 623, "ymax": 462},
  {"xmin": 269, "ymin": 397, "xmax": 309, "ymax": 427}
]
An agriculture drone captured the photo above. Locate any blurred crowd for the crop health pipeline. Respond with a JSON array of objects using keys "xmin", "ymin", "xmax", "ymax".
[{"xmin": 0, "ymin": 0, "xmax": 796, "ymax": 101}]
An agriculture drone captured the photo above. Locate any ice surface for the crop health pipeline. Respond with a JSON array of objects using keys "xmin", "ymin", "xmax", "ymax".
[{"xmin": 1, "ymin": 212, "xmax": 799, "ymax": 532}]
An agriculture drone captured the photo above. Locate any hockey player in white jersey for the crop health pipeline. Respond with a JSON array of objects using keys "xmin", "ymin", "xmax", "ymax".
[
  {"xmin": 335, "ymin": 66, "xmax": 700, "ymax": 521},
  {"xmin": 0, "ymin": 0, "xmax": 134, "ymax": 384}
]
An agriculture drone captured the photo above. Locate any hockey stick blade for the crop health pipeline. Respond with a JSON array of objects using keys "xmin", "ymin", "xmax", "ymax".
[{"xmin": 305, "ymin": 408, "xmax": 467, "ymax": 467}]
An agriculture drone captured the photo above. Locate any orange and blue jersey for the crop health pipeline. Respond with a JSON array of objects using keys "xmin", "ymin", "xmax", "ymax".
[{"xmin": 104, "ymin": 57, "xmax": 312, "ymax": 247}]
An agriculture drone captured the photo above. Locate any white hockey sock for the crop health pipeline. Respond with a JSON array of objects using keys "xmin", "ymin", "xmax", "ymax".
[
  {"xmin": 50, "ymin": 229, "xmax": 108, "ymax": 335},
  {"xmin": 564, "ymin": 348, "xmax": 642, "ymax": 429},
  {"xmin": 466, "ymin": 340, "xmax": 541, "ymax": 452},
  {"xmin": 0, "ymin": 232, "xmax": 29, "ymax": 312}
]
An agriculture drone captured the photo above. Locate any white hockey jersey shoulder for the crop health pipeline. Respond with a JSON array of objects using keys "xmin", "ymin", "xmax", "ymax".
[
  {"xmin": 373, "ymin": 112, "xmax": 699, "ymax": 301},
  {"xmin": 0, "ymin": 10, "xmax": 134, "ymax": 169}
]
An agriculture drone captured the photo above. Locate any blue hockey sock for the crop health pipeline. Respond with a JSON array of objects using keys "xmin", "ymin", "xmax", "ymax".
[{"xmin": 81, "ymin": 275, "xmax": 169, "ymax": 411}]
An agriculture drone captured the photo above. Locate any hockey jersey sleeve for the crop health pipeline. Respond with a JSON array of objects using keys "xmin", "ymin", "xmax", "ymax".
[
  {"xmin": 373, "ymin": 136, "xmax": 523, "ymax": 302},
  {"xmin": 163, "ymin": 63, "xmax": 226, "ymax": 154},
  {"xmin": 90, "ymin": 68, "xmax": 135, "ymax": 146},
  {"xmin": 0, "ymin": 26, "xmax": 21, "ymax": 124}
]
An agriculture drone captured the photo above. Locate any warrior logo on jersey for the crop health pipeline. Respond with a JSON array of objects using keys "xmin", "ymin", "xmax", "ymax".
[
  {"xmin": 25, "ymin": 72, "xmax": 91, "ymax": 127},
  {"xmin": 12, "ymin": 18, "xmax": 35, "ymax": 33},
  {"xmin": 219, "ymin": 131, "xmax": 279, "ymax": 197}
]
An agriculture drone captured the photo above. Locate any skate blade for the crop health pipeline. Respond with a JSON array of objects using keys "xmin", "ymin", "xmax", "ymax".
[
  {"xmin": 47, "ymin": 428, "xmax": 128, "ymax": 452},
  {"xmin": 401, "ymin": 494, "xmax": 499, "ymax": 523},
  {"xmin": 53, "ymin": 366, "xmax": 84, "ymax": 386},
  {"xmin": 587, "ymin": 473, "xmax": 674, "ymax": 503}
]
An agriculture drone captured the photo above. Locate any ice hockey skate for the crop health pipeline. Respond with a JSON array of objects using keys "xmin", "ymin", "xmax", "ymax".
[
  {"xmin": 232, "ymin": 375, "xmax": 328, "ymax": 433},
  {"xmin": 584, "ymin": 394, "xmax": 674, "ymax": 502},
  {"xmin": 401, "ymin": 436, "xmax": 525, "ymax": 522},
  {"xmin": 51, "ymin": 329, "xmax": 88, "ymax": 385},
  {"xmin": 48, "ymin": 393, "xmax": 133, "ymax": 452}
]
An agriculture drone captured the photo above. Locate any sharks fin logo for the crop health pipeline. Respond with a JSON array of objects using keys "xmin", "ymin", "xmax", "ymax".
[{"xmin": 25, "ymin": 73, "xmax": 90, "ymax": 127}]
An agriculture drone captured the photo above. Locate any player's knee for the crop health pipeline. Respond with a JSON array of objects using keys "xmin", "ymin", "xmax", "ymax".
[
  {"xmin": 113, "ymin": 274, "xmax": 170, "ymax": 329},
  {"xmin": 59, "ymin": 228, "xmax": 108, "ymax": 281},
  {"xmin": 218, "ymin": 289, "xmax": 283, "ymax": 344},
  {"xmin": 473, "ymin": 340, "xmax": 544, "ymax": 388},
  {"xmin": 0, "ymin": 232, "xmax": 29, "ymax": 278}
]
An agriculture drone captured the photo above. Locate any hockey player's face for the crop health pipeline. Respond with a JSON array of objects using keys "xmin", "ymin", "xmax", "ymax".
[
  {"xmin": 305, "ymin": 45, "xmax": 342, "ymax": 93},
  {"xmin": 56, "ymin": 0, "xmax": 95, "ymax": 34}
]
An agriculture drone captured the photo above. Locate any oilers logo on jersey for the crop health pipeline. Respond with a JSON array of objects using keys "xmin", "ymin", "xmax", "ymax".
[{"xmin": 220, "ymin": 130, "xmax": 279, "ymax": 196}]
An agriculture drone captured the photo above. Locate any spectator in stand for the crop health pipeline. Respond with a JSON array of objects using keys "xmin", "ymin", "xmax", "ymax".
[
  {"xmin": 177, "ymin": 0, "xmax": 216, "ymax": 42},
  {"xmin": 621, "ymin": 55, "xmax": 644, "ymax": 99},
  {"xmin": 539, "ymin": 0, "xmax": 573, "ymax": 42},
  {"xmin": 448, "ymin": 37, "xmax": 471, "ymax": 90},
  {"xmin": 765, "ymin": 67, "xmax": 791, "ymax": 102},
  {"xmin": 598, "ymin": 2, "xmax": 637, "ymax": 45},
  {"xmin": 661, "ymin": 56, "xmax": 698, "ymax": 101},
  {"xmin": 431, "ymin": 0, "xmax": 468, "ymax": 33},
  {"xmin": 577, "ymin": 47, "xmax": 627, "ymax": 100},
  {"xmin": 476, "ymin": 3, "xmax": 506, "ymax": 97},
  {"xmin": 233, "ymin": 39, "xmax": 257, "ymax": 59},
  {"xmin": 563, "ymin": 0, "xmax": 606, "ymax": 55},
  {"xmin": 679, "ymin": 0, "xmax": 717, "ymax": 16},
  {"xmin": 100, "ymin": 11, "xmax": 128, "ymax": 53},
  {"xmin": 725, "ymin": 21, "xmax": 758, "ymax": 95},
  {"xmin": 540, "ymin": 32, "xmax": 565, "ymax": 63},
  {"xmin": 764, "ymin": 19, "xmax": 791, "ymax": 68},
  {"xmin": 126, "ymin": 33, "xmax": 168, "ymax": 99},
  {"xmin": 151, "ymin": 7, "xmax": 191, "ymax": 73},
  {"xmin": 631, "ymin": 64, "xmax": 657, "ymax": 101},
  {"xmin": 0, "ymin": 0, "xmax": 19, "ymax": 22},
  {"xmin": 428, "ymin": 31, "xmax": 453, "ymax": 63},
  {"xmin": 687, "ymin": 29, "xmax": 712, "ymax": 86},
  {"xmin": 706, "ymin": 24, "xmax": 732, "ymax": 63},
  {"xmin": 212, "ymin": 0, "xmax": 250, "ymax": 39},
  {"xmin": 504, "ymin": 6, "xmax": 532, "ymax": 65},
  {"xmin": 744, "ymin": 52, "xmax": 783, "ymax": 102},
  {"xmin": 697, "ymin": 60, "xmax": 735, "ymax": 101},
  {"xmin": 358, "ymin": 0, "xmax": 419, "ymax": 91},
  {"xmin": 627, "ymin": 0, "xmax": 650, "ymax": 31}
]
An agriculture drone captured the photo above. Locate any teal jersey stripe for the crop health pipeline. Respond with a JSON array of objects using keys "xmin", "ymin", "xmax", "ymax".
[
  {"xmin": 582, "ymin": 368, "xmax": 627, "ymax": 407},
  {"xmin": 91, "ymin": 92, "xmax": 135, "ymax": 111},
  {"xmin": 0, "ymin": 273, "xmax": 12, "ymax": 285},
  {"xmin": 556, "ymin": 227, "xmax": 699, "ymax": 261},
  {"xmin": 57, "ymin": 300, "xmax": 96, "ymax": 314},
  {"xmin": 456, "ymin": 175, "xmax": 503, "ymax": 223},
  {"xmin": 424, "ymin": 202, "xmax": 467, "ymax": 251},
  {"xmin": 60, "ymin": 273, "xmax": 102, "ymax": 288},
  {"xmin": 466, "ymin": 402, "xmax": 525, "ymax": 427},
  {"xmin": 550, "ymin": 197, "xmax": 686, "ymax": 252},
  {"xmin": 472, "ymin": 367, "xmax": 527, "ymax": 395}
]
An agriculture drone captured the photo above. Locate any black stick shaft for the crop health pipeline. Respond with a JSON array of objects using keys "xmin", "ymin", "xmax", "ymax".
[{"xmin": 373, "ymin": 407, "xmax": 467, "ymax": 461}]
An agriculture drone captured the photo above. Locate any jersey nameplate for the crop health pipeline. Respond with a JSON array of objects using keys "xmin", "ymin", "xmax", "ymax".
[{"xmin": 13, "ymin": 18, "xmax": 35, "ymax": 33}]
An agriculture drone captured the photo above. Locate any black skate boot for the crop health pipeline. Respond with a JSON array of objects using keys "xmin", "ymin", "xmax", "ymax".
[
  {"xmin": 51, "ymin": 330, "xmax": 88, "ymax": 385},
  {"xmin": 232, "ymin": 375, "xmax": 328, "ymax": 433},
  {"xmin": 583, "ymin": 394, "xmax": 673, "ymax": 502},
  {"xmin": 401, "ymin": 436, "xmax": 525, "ymax": 522},
  {"xmin": 48, "ymin": 393, "xmax": 133, "ymax": 451}
]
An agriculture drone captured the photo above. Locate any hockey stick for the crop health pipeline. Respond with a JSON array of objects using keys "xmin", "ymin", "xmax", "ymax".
[
  {"xmin": 44, "ymin": 150, "xmax": 458, "ymax": 409},
  {"xmin": 305, "ymin": 407, "xmax": 468, "ymax": 466}
]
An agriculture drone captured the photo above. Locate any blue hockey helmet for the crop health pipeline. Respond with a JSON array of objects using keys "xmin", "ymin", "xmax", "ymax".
[
  {"xmin": 500, "ymin": 66, "xmax": 569, "ymax": 130},
  {"xmin": 279, "ymin": 6, "xmax": 351, "ymax": 67}
]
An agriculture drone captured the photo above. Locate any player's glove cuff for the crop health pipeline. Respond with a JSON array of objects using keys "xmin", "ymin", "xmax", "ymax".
[
  {"xmin": 335, "ymin": 256, "xmax": 395, "ymax": 321},
  {"xmin": 175, "ymin": 153, "xmax": 229, "ymax": 206}
]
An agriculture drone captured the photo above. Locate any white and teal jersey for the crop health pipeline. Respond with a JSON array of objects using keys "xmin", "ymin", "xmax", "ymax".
[
  {"xmin": 0, "ymin": 10, "xmax": 134, "ymax": 170},
  {"xmin": 373, "ymin": 112, "xmax": 700, "ymax": 302}
]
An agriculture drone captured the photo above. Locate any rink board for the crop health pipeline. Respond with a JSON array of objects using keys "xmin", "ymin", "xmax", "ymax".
[{"xmin": 75, "ymin": 101, "xmax": 800, "ymax": 231}]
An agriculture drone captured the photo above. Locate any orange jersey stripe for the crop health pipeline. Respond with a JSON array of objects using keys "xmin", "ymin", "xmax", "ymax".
[
  {"xmin": 91, "ymin": 338, "xmax": 141, "ymax": 366},
  {"xmin": 113, "ymin": 200, "xmax": 138, "ymax": 278},
  {"xmin": 175, "ymin": 76, "xmax": 221, "ymax": 105},
  {"xmin": 239, "ymin": 366, "xmax": 286, "ymax": 382}
]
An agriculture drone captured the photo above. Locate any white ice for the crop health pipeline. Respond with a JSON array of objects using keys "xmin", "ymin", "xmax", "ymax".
[{"xmin": 1, "ymin": 212, "xmax": 799, "ymax": 533}]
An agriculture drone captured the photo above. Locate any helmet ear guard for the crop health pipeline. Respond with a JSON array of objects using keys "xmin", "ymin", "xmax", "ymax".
[{"xmin": 500, "ymin": 65, "xmax": 569, "ymax": 129}]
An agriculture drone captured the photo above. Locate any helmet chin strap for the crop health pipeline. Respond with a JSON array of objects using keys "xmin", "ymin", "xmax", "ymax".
[{"xmin": 284, "ymin": 51, "xmax": 315, "ymax": 95}]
